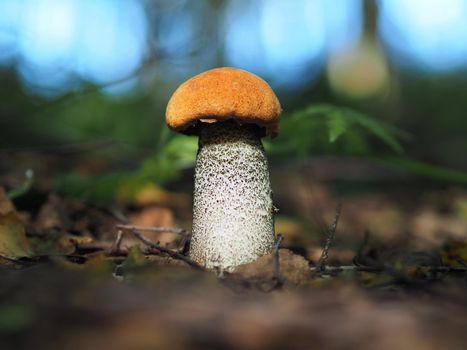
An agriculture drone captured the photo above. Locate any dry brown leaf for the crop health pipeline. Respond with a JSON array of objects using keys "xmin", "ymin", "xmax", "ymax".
[
  {"xmin": 233, "ymin": 249, "xmax": 311, "ymax": 285},
  {"xmin": 0, "ymin": 188, "xmax": 32, "ymax": 258}
]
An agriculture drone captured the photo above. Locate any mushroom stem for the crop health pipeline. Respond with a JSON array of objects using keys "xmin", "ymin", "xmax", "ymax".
[{"xmin": 190, "ymin": 120, "xmax": 275, "ymax": 271}]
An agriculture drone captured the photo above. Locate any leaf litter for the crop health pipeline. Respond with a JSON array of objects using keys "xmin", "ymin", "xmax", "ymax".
[{"xmin": 0, "ymin": 179, "xmax": 467, "ymax": 350}]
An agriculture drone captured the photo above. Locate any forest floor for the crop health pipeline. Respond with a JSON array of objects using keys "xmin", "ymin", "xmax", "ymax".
[{"xmin": 1, "ymin": 152, "xmax": 467, "ymax": 350}]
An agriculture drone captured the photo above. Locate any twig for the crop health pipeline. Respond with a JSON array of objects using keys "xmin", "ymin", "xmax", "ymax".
[
  {"xmin": 109, "ymin": 208, "xmax": 130, "ymax": 224},
  {"xmin": 0, "ymin": 255, "xmax": 47, "ymax": 268},
  {"xmin": 178, "ymin": 231, "xmax": 192, "ymax": 255},
  {"xmin": 129, "ymin": 228, "xmax": 202, "ymax": 270},
  {"xmin": 107, "ymin": 208, "xmax": 202, "ymax": 270},
  {"xmin": 353, "ymin": 230, "xmax": 371, "ymax": 266},
  {"xmin": 315, "ymin": 202, "xmax": 342, "ymax": 274},
  {"xmin": 273, "ymin": 234, "xmax": 285, "ymax": 287},
  {"xmin": 310, "ymin": 265, "xmax": 467, "ymax": 275},
  {"xmin": 351, "ymin": 233, "xmax": 411, "ymax": 283},
  {"xmin": 115, "ymin": 224, "xmax": 189, "ymax": 236},
  {"xmin": 109, "ymin": 230, "xmax": 124, "ymax": 255},
  {"xmin": 115, "ymin": 223, "xmax": 192, "ymax": 255},
  {"xmin": 454, "ymin": 256, "xmax": 467, "ymax": 267}
]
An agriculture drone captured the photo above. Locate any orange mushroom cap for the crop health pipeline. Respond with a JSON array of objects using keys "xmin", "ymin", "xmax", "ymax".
[{"xmin": 166, "ymin": 67, "xmax": 282, "ymax": 137}]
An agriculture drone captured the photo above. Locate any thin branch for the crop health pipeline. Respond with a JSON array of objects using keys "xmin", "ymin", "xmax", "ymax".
[
  {"xmin": 310, "ymin": 265, "xmax": 467, "ymax": 275},
  {"xmin": 315, "ymin": 202, "xmax": 342, "ymax": 273},
  {"xmin": 115, "ymin": 224, "xmax": 189, "ymax": 236},
  {"xmin": 273, "ymin": 234, "xmax": 285, "ymax": 287},
  {"xmin": 106, "ymin": 208, "xmax": 201, "ymax": 269},
  {"xmin": 353, "ymin": 230, "xmax": 371, "ymax": 266},
  {"xmin": 454, "ymin": 256, "xmax": 467, "ymax": 267},
  {"xmin": 109, "ymin": 229, "xmax": 124, "ymax": 255},
  {"xmin": 129, "ymin": 228, "xmax": 202, "ymax": 270},
  {"xmin": 108, "ymin": 208, "xmax": 130, "ymax": 224},
  {"xmin": 178, "ymin": 230, "xmax": 192, "ymax": 255}
]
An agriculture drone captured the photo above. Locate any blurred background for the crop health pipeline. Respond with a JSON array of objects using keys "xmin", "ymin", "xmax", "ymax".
[
  {"xmin": 0, "ymin": 0, "xmax": 467, "ymax": 248},
  {"xmin": 3, "ymin": 2, "xmax": 467, "ymax": 348}
]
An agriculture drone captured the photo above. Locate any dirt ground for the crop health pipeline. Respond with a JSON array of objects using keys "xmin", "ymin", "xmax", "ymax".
[{"xmin": 1, "ymin": 154, "xmax": 467, "ymax": 350}]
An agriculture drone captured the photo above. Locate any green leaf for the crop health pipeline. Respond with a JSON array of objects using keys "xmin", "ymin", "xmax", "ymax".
[
  {"xmin": 122, "ymin": 246, "xmax": 147, "ymax": 268},
  {"xmin": 345, "ymin": 109, "xmax": 404, "ymax": 154},
  {"xmin": 7, "ymin": 169, "xmax": 34, "ymax": 200},
  {"xmin": 272, "ymin": 104, "xmax": 405, "ymax": 156},
  {"xmin": 327, "ymin": 110, "xmax": 348, "ymax": 143},
  {"xmin": 382, "ymin": 158, "xmax": 467, "ymax": 184},
  {"xmin": 138, "ymin": 135, "xmax": 197, "ymax": 183}
]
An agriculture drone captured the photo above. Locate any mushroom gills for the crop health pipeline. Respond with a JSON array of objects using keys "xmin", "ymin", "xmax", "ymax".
[{"xmin": 190, "ymin": 120, "xmax": 275, "ymax": 271}]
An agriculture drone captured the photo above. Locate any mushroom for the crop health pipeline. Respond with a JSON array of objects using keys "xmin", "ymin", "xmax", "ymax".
[{"xmin": 166, "ymin": 67, "xmax": 281, "ymax": 271}]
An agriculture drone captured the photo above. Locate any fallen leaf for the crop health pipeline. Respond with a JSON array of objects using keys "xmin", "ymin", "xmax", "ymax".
[
  {"xmin": 29, "ymin": 231, "xmax": 93, "ymax": 256},
  {"xmin": 127, "ymin": 206, "xmax": 176, "ymax": 246},
  {"xmin": 442, "ymin": 240, "xmax": 467, "ymax": 267},
  {"xmin": 35, "ymin": 194, "xmax": 72, "ymax": 232},
  {"xmin": 0, "ymin": 188, "xmax": 32, "ymax": 258},
  {"xmin": 233, "ymin": 249, "xmax": 311, "ymax": 285}
]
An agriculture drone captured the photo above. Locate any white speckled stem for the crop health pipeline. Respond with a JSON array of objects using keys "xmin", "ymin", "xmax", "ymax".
[{"xmin": 190, "ymin": 121, "xmax": 275, "ymax": 271}]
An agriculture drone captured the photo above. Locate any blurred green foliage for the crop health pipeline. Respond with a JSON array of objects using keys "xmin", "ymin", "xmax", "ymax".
[
  {"xmin": 57, "ymin": 98, "xmax": 467, "ymax": 203},
  {"xmin": 269, "ymin": 104, "xmax": 407, "ymax": 156},
  {"xmin": 55, "ymin": 103, "xmax": 408, "ymax": 202},
  {"xmin": 0, "ymin": 304, "xmax": 34, "ymax": 333},
  {"xmin": 382, "ymin": 158, "xmax": 467, "ymax": 185},
  {"xmin": 55, "ymin": 131, "xmax": 198, "ymax": 202},
  {"xmin": 0, "ymin": 0, "xmax": 466, "ymax": 207},
  {"xmin": 2, "ymin": 68, "xmax": 467, "ymax": 203}
]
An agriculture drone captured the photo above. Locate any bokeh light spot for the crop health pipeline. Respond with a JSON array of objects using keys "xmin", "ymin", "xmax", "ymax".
[
  {"xmin": 224, "ymin": 0, "xmax": 362, "ymax": 88},
  {"xmin": 0, "ymin": 0, "xmax": 148, "ymax": 96},
  {"xmin": 379, "ymin": 0, "xmax": 467, "ymax": 71}
]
